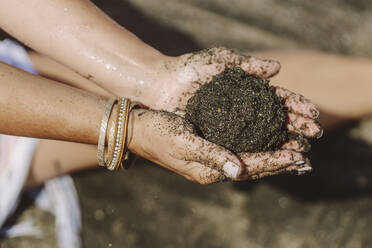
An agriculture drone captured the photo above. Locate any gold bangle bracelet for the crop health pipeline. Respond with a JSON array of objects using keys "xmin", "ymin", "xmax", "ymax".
[
  {"xmin": 116, "ymin": 99, "xmax": 131, "ymax": 170},
  {"xmin": 119, "ymin": 102, "xmax": 141, "ymax": 170},
  {"xmin": 97, "ymin": 98, "xmax": 117, "ymax": 167},
  {"xmin": 102, "ymin": 98, "xmax": 143, "ymax": 171},
  {"xmin": 107, "ymin": 97, "xmax": 130, "ymax": 171},
  {"xmin": 105, "ymin": 102, "xmax": 119, "ymax": 167}
]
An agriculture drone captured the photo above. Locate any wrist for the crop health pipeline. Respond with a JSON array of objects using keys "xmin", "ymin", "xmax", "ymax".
[
  {"xmin": 133, "ymin": 45, "xmax": 169, "ymax": 70},
  {"xmin": 126, "ymin": 108, "xmax": 147, "ymax": 155},
  {"xmin": 101, "ymin": 98, "xmax": 136, "ymax": 170},
  {"xmin": 106, "ymin": 104, "xmax": 118, "ymax": 143},
  {"xmin": 106, "ymin": 104, "xmax": 143, "ymax": 158}
]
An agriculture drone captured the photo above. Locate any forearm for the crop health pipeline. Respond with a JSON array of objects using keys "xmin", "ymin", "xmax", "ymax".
[
  {"xmin": 0, "ymin": 62, "xmax": 105, "ymax": 144},
  {"xmin": 28, "ymin": 51, "xmax": 112, "ymax": 98},
  {"xmin": 0, "ymin": 0, "xmax": 165, "ymax": 98}
]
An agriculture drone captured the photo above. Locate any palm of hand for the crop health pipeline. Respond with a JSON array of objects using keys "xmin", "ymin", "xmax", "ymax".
[
  {"xmin": 153, "ymin": 47, "xmax": 281, "ymax": 113},
  {"xmin": 154, "ymin": 47, "xmax": 321, "ymax": 140}
]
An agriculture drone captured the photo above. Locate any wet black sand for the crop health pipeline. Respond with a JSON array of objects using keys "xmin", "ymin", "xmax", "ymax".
[{"xmin": 186, "ymin": 67, "xmax": 287, "ymax": 153}]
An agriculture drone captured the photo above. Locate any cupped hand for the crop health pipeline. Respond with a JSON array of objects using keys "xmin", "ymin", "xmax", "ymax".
[
  {"xmin": 152, "ymin": 47, "xmax": 322, "ymax": 146},
  {"xmin": 120, "ymin": 47, "xmax": 322, "ymax": 183},
  {"xmin": 128, "ymin": 109, "xmax": 312, "ymax": 185},
  {"xmin": 153, "ymin": 47, "xmax": 282, "ymax": 112},
  {"xmin": 111, "ymin": 47, "xmax": 321, "ymax": 142}
]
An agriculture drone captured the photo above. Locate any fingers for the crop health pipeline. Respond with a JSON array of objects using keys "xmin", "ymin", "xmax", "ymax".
[
  {"xmin": 183, "ymin": 161, "xmax": 223, "ymax": 185},
  {"xmin": 239, "ymin": 56, "xmax": 281, "ymax": 79},
  {"xmin": 179, "ymin": 48, "xmax": 280, "ymax": 87},
  {"xmin": 287, "ymin": 113, "xmax": 323, "ymax": 138},
  {"xmin": 216, "ymin": 47, "xmax": 281, "ymax": 78},
  {"xmin": 274, "ymin": 87, "xmax": 322, "ymax": 138},
  {"xmin": 237, "ymin": 150, "xmax": 312, "ymax": 180},
  {"xmin": 281, "ymin": 139, "xmax": 311, "ymax": 152},
  {"xmin": 240, "ymin": 150, "xmax": 304, "ymax": 170},
  {"xmin": 214, "ymin": 48, "xmax": 281, "ymax": 78},
  {"xmin": 275, "ymin": 87, "xmax": 319, "ymax": 119},
  {"xmin": 181, "ymin": 134, "xmax": 243, "ymax": 180},
  {"xmin": 182, "ymin": 149, "xmax": 310, "ymax": 184},
  {"xmin": 145, "ymin": 110, "xmax": 243, "ymax": 181}
]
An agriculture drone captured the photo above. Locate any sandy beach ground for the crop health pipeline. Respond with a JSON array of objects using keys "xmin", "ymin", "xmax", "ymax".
[{"xmin": 2, "ymin": 0, "xmax": 372, "ymax": 247}]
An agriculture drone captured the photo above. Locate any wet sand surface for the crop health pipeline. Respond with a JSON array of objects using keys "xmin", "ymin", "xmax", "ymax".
[{"xmin": 2, "ymin": 0, "xmax": 372, "ymax": 247}]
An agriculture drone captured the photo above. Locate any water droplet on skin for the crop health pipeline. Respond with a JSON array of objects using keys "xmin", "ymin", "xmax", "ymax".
[
  {"xmin": 127, "ymin": 76, "xmax": 135, "ymax": 82},
  {"xmin": 94, "ymin": 58, "xmax": 103, "ymax": 64},
  {"xmin": 106, "ymin": 64, "xmax": 112, "ymax": 70},
  {"xmin": 139, "ymin": 80, "xmax": 144, "ymax": 85},
  {"xmin": 63, "ymin": 7, "xmax": 68, "ymax": 12},
  {"xmin": 112, "ymin": 66, "xmax": 117, "ymax": 71}
]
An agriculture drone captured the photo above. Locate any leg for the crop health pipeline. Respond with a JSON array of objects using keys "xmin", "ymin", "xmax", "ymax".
[{"xmin": 26, "ymin": 140, "xmax": 97, "ymax": 189}]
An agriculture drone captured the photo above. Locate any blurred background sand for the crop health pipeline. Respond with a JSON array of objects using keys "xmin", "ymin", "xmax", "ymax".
[{"xmin": 2, "ymin": 0, "xmax": 372, "ymax": 247}]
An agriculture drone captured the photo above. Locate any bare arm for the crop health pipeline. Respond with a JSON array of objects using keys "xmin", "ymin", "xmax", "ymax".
[
  {"xmin": 28, "ymin": 51, "xmax": 111, "ymax": 97},
  {"xmin": 0, "ymin": 61, "xmax": 313, "ymax": 185},
  {"xmin": 0, "ymin": 62, "xmax": 105, "ymax": 144},
  {"xmin": 0, "ymin": 0, "xmax": 165, "ymax": 103},
  {"xmin": 0, "ymin": 62, "xmax": 242, "ymax": 184}
]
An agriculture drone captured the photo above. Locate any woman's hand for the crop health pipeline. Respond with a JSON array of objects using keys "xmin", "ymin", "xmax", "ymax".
[
  {"xmin": 150, "ymin": 47, "xmax": 322, "ymax": 144},
  {"xmin": 128, "ymin": 109, "xmax": 312, "ymax": 184},
  {"xmin": 152, "ymin": 47, "xmax": 281, "ymax": 112}
]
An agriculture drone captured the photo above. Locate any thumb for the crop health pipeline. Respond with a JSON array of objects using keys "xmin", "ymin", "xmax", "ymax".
[{"xmin": 183, "ymin": 134, "xmax": 243, "ymax": 179}]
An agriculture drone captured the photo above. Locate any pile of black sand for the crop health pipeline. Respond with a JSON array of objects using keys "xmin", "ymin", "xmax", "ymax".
[{"xmin": 185, "ymin": 67, "xmax": 288, "ymax": 153}]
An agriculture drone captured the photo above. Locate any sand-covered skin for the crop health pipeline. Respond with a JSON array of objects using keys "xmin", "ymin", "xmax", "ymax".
[{"xmin": 185, "ymin": 67, "xmax": 288, "ymax": 153}]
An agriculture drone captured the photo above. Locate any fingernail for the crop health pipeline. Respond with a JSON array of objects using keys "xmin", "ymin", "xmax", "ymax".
[
  {"xmin": 295, "ymin": 160, "xmax": 305, "ymax": 165},
  {"xmin": 316, "ymin": 129, "xmax": 323, "ymax": 139},
  {"xmin": 223, "ymin": 162, "xmax": 241, "ymax": 179},
  {"xmin": 296, "ymin": 166, "xmax": 312, "ymax": 175},
  {"xmin": 302, "ymin": 139, "xmax": 311, "ymax": 153},
  {"xmin": 312, "ymin": 109, "xmax": 320, "ymax": 119}
]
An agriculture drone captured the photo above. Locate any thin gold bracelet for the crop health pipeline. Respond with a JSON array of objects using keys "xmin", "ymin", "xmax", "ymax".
[
  {"xmin": 116, "ymin": 99, "xmax": 131, "ymax": 170},
  {"xmin": 107, "ymin": 97, "xmax": 130, "ymax": 171},
  {"xmin": 105, "ymin": 102, "xmax": 119, "ymax": 167},
  {"xmin": 97, "ymin": 98, "xmax": 117, "ymax": 167},
  {"xmin": 119, "ymin": 102, "xmax": 141, "ymax": 170},
  {"xmin": 99, "ymin": 98, "xmax": 142, "ymax": 171}
]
